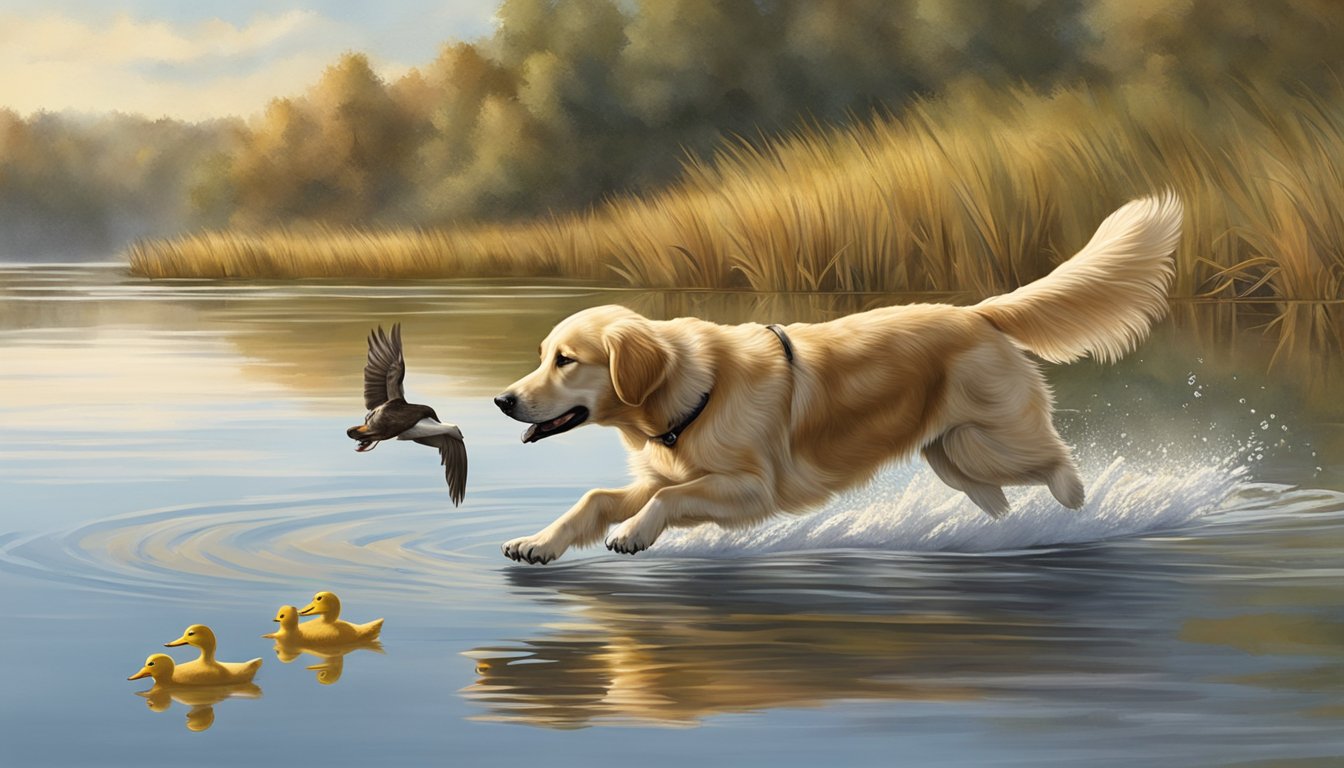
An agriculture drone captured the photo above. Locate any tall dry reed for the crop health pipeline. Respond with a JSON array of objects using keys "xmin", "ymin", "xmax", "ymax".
[{"xmin": 129, "ymin": 82, "xmax": 1344, "ymax": 356}]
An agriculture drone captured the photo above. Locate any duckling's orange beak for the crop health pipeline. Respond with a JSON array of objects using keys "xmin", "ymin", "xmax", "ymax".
[
  {"xmin": 128, "ymin": 666, "xmax": 152, "ymax": 681},
  {"xmin": 164, "ymin": 634, "xmax": 189, "ymax": 647}
]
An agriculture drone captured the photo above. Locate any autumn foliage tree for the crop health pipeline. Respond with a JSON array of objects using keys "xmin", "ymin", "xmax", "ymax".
[
  {"xmin": 206, "ymin": 0, "xmax": 1344, "ymax": 231},
  {"xmin": 2, "ymin": 0, "xmax": 1342, "ymax": 258},
  {"xmin": 221, "ymin": 53, "xmax": 424, "ymax": 228}
]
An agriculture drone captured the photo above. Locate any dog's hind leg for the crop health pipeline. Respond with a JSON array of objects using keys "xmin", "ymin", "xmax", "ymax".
[
  {"xmin": 1046, "ymin": 461, "xmax": 1085, "ymax": 509},
  {"xmin": 923, "ymin": 437, "xmax": 1010, "ymax": 518},
  {"xmin": 939, "ymin": 422, "xmax": 1085, "ymax": 513}
]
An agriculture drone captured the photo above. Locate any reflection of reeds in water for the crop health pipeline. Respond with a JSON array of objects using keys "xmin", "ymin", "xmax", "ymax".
[
  {"xmin": 211, "ymin": 289, "xmax": 1344, "ymax": 414},
  {"xmin": 162, "ymin": 286, "xmax": 975, "ymax": 398},
  {"xmin": 129, "ymin": 83, "xmax": 1344, "ymax": 356}
]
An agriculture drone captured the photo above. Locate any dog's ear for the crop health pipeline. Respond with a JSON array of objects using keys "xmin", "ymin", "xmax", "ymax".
[{"xmin": 603, "ymin": 319, "xmax": 669, "ymax": 407}]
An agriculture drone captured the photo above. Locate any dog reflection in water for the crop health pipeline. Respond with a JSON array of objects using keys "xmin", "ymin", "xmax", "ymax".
[
  {"xmin": 461, "ymin": 566, "xmax": 1121, "ymax": 728},
  {"xmin": 128, "ymin": 654, "xmax": 260, "ymax": 732},
  {"xmin": 464, "ymin": 619, "xmax": 982, "ymax": 728}
]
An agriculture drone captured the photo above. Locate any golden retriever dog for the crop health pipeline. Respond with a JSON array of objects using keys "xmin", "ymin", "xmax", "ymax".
[{"xmin": 494, "ymin": 195, "xmax": 1183, "ymax": 564}]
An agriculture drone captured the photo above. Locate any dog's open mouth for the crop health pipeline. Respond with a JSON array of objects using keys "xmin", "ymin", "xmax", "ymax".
[
  {"xmin": 523, "ymin": 406, "xmax": 589, "ymax": 443},
  {"xmin": 355, "ymin": 439, "xmax": 379, "ymax": 452}
]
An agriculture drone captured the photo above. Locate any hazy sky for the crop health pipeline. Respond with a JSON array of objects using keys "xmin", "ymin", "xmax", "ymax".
[{"xmin": 0, "ymin": 1, "xmax": 499, "ymax": 121}]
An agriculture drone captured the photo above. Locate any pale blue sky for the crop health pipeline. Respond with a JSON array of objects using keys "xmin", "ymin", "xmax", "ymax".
[{"xmin": 0, "ymin": 1, "xmax": 500, "ymax": 120}]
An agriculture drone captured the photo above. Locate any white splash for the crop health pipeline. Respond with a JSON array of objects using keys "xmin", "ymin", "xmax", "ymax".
[{"xmin": 650, "ymin": 457, "xmax": 1247, "ymax": 557}]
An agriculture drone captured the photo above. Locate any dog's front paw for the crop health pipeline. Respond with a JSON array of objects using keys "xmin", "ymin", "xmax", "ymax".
[
  {"xmin": 502, "ymin": 534, "xmax": 563, "ymax": 565},
  {"xmin": 604, "ymin": 519, "xmax": 659, "ymax": 555}
]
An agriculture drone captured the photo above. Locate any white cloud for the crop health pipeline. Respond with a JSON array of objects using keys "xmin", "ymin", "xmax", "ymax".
[
  {"xmin": 0, "ymin": 10, "xmax": 416, "ymax": 120},
  {"xmin": 0, "ymin": 10, "xmax": 318, "ymax": 65}
]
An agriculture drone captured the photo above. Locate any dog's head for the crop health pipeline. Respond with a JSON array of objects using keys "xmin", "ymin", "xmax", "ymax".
[{"xmin": 495, "ymin": 305, "xmax": 670, "ymax": 442}]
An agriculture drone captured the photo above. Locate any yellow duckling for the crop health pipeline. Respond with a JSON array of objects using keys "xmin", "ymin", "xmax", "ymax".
[
  {"xmin": 162, "ymin": 624, "xmax": 262, "ymax": 684},
  {"xmin": 296, "ymin": 591, "xmax": 383, "ymax": 643},
  {"xmin": 129, "ymin": 654, "xmax": 262, "ymax": 732},
  {"xmin": 261, "ymin": 605, "xmax": 303, "ymax": 642},
  {"xmin": 128, "ymin": 653, "xmax": 183, "ymax": 685}
]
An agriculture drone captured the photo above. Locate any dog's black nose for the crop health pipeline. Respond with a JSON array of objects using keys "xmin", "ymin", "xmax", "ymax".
[{"xmin": 494, "ymin": 393, "xmax": 517, "ymax": 414}]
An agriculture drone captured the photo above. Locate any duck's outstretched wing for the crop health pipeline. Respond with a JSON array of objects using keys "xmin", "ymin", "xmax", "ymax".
[
  {"xmin": 414, "ymin": 429, "xmax": 467, "ymax": 506},
  {"xmin": 364, "ymin": 324, "xmax": 406, "ymax": 409}
]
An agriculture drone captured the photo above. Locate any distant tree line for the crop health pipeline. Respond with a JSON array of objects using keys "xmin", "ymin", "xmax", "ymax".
[
  {"xmin": 1, "ymin": 0, "xmax": 1340, "ymax": 258},
  {"xmin": 0, "ymin": 111, "xmax": 237, "ymax": 258}
]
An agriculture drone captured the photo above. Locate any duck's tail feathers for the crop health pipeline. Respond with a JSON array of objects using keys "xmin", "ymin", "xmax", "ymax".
[{"xmin": 972, "ymin": 193, "xmax": 1183, "ymax": 364}]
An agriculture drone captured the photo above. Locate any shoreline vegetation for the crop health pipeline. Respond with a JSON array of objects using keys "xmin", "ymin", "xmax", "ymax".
[{"xmin": 128, "ymin": 82, "xmax": 1344, "ymax": 359}]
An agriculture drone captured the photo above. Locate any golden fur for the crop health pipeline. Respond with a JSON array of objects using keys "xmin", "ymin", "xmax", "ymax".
[{"xmin": 497, "ymin": 195, "xmax": 1184, "ymax": 563}]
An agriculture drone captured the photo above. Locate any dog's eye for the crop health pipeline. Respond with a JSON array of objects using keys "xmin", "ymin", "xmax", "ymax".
[{"xmin": 555, "ymin": 353, "xmax": 576, "ymax": 368}]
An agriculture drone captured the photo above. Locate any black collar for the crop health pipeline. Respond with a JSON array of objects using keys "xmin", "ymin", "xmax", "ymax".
[
  {"xmin": 651, "ymin": 391, "xmax": 710, "ymax": 447},
  {"xmin": 649, "ymin": 327, "xmax": 791, "ymax": 449}
]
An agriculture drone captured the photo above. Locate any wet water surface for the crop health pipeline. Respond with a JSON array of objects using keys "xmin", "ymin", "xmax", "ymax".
[{"xmin": 1, "ymin": 264, "xmax": 1342, "ymax": 767}]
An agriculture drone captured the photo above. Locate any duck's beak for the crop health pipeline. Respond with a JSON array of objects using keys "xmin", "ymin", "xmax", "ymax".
[
  {"xmin": 298, "ymin": 603, "xmax": 317, "ymax": 616},
  {"xmin": 272, "ymin": 617, "xmax": 281, "ymax": 622},
  {"xmin": 164, "ymin": 634, "xmax": 189, "ymax": 647},
  {"xmin": 128, "ymin": 666, "xmax": 152, "ymax": 681}
]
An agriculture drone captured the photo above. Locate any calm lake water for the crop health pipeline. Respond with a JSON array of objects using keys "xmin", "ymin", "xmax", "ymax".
[{"xmin": 2, "ymin": 264, "xmax": 1342, "ymax": 767}]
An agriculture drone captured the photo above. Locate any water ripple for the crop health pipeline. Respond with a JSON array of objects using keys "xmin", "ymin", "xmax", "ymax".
[{"xmin": 0, "ymin": 487, "xmax": 553, "ymax": 602}]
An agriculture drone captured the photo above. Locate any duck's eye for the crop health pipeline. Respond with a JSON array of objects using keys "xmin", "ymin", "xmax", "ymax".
[
  {"xmin": 187, "ymin": 631, "xmax": 194, "ymax": 636},
  {"xmin": 279, "ymin": 613, "xmax": 286, "ymax": 618},
  {"xmin": 147, "ymin": 662, "xmax": 155, "ymax": 666},
  {"xmin": 555, "ymin": 353, "xmax": 576, "ymax": 368},
  {"xmin": 316, "ymin": 596, "xmax": 323, "ymax": 601}
]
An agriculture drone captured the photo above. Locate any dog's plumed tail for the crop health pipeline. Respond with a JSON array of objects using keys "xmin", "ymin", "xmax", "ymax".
[{"xmin": 973, "ymin": 193, "xmax": 1183, "ymax": 364}]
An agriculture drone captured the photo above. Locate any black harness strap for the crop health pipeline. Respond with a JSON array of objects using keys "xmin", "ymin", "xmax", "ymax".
[{"xmin": 765, "ymin": 323, "xmax": 795, "ymax": 363}]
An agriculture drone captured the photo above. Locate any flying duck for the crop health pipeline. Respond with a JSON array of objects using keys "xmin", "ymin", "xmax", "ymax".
[{"xmin": 346, "ymin": 324, "xmax": 468, "ymax": 506}]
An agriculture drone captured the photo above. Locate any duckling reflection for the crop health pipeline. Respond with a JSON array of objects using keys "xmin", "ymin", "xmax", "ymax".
[
  {"xmin": 463, "ymin": 554, "xmax": 1153, "ymax": 728},
  {"xmin": 128, "ymin": 654, "xmax": 261, "ymax": 732},
  {"xmin": 264, "ymin": 605, "xmax": 383, "ymax": 685},
  {"xmin": 269, "ymin": 637, "xmax": 385, "ymax": 685}
]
